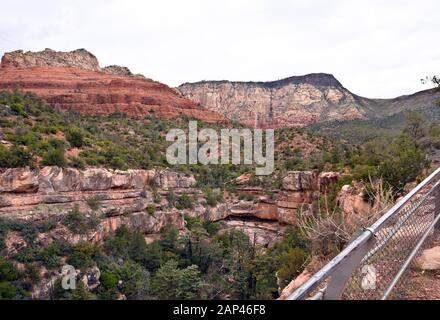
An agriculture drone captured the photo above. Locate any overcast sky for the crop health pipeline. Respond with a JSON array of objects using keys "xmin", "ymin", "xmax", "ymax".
[{"xmin": 0, "ymin": 0, "xmax": 439, "ymax": 98}]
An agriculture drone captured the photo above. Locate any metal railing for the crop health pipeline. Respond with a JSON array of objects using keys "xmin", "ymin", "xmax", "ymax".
[{"xmin": 288, "ymin": 167, "xmax": 440, "ymax": 300}]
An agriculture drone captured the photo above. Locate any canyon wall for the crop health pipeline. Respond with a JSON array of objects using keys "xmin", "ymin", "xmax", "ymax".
[
  {"xmin": 178, "ymin": 74, "xmax": 368, "ymax": 128},
  {"xmin": 0, "ymin": 167, "xmax": 341, "ymax": 249}
]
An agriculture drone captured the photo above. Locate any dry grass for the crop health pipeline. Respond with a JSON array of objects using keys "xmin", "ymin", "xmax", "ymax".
[{"xmin": 297, "ymin": 179, "xmax": 394, "ymax": 256}]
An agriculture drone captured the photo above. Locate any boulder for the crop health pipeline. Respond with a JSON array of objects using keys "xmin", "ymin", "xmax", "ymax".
[
  {"xmin": 80, "ymin": 266, "xmax": 101, "ymax": 291},
  {"xmin": 235, "ymin": 173, "xmax": 252, "ymax": 186},
  {"xmin": 416, "ymin": 246, "xmax": 440, "ymax": 270},
  {"xmin": 282, "ymin": 171, "xmax": 317, "ymax": 191},
  {"xmin": 318, "ymin": 172, "xmax": 341, "ymax": 193},
  {"xmin": 337, "ymin": 184, "xmax": 372, "ymax": 219}
]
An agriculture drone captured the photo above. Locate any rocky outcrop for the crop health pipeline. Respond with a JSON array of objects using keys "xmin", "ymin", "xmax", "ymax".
[
  {"xmin": 0, "ymin": 49, "xmax": 225, "ymax": 123},
  {"xmin": 0, "ymin": 167, "xmax": 193, "ymax": 244},
  {"xmin": 282, "ymin": 171, "xmax": 318, "ymax": 191},
  {"xmin": 228, "ymin": 171, "xmax": 341, "ymax": 227},
  {"xmin": 153, "ymin": 171, "xmax": 196, "ymax": 190},
  {"xmin": 178, "ymin": 75, "xmax": 440, "ymax": 128},
  {"xmin": 1, "ymin": 49, "xmax": 101, "ymax": 71},
  {"xmin": 0, "ymin": 167, "xmax": 343, "ymax": 248},
  {"xmin": 102, "ymin": 65, "xmax": 133, "ymax": 76},
  {"xmin": 337, "ymin": 184, "xmax": 372, "ymax": 219},
  {"xmin": 4, "ymin": 231, "xmax": 27, "ymax": 259},
  {"xmin": 416, "ymin": 246, "xmax": 440, "ymax": 271}
]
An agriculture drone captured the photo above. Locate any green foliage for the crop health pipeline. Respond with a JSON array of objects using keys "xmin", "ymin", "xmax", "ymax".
[
  {"xmin": 0, "ymin": 145, "xmax": 33, "ymax": 168},
  {"xmin": 41, "ymin": 147, "xmax": 66, "ymax": 167},
  {"xmin": 276, "ymin": 248, "xmax": 308, "ymax": 289},
  {"xmin": 0, "ymin": 257, "xmax": 20, "ymax": 300},
  {"xmin": 67, "ymin": 243, "xmax": 99, "ymax": 271},
  {"xmin": 204, "ymin": 188, "xmax": 223, "ymax": 207},
  {"xmin": 66, "ymin": 127, "xmax": 85, "ymax": 148},
  {"xmin": 152, "ymin": 189, "xmax": 162, "ymax": 204},
  {"xmin": 151, "ymin": 260, "xmax": 202, "ymax": 300},
  {"xmin": 0, "ymin": 257, "xmax": 20, "ymax": 282},
  {"xmin": 114, "ymin": 261, "xmax": 150, "ymax": 300},
  {"xmin": 68, "ymin": 156, "xmax": 86, "ymax": 169},
  {"xmin": 177, "ymin": 194, "xmax": 195, "ymax": 210},
  {"xmin": 146, "ymin": 204, "xmax": 156, "ymax": 215},
  {"xmin": 51, "ymin": 278, "xmax": 96, "ymax": 300},
  {"xmin": 38, "ymin": 242, "xmax": 64, "ymax": 269},
  {"xmin": 63, "ymin": 205, "xmax": 100, "ymax": 235},
  {"xmin": 104, "ymin": 225, "xmax": 148, "ymax": 264},
  {"xmin": 86, "ymin": 195, "xmax": 103, "ymax": 211},
  {"xmin": 0, "ymin": 281, "xmax": 17, "ymax": 300}
]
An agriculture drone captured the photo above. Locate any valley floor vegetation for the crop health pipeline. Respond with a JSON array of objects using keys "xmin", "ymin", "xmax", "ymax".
[{"xmin": 0, "ymin": 215, "xmax": 308, "ymax": 300}]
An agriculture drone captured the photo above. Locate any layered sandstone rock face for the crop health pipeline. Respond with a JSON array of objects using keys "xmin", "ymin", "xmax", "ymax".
[
  {"xmin": 178, "ymin": 74, "xmax": 368, "ymax": 128},
  {"xmin": 0, "ymin": 167, "xmax": 342, "ymax": 247},
  {"xmin": 0, "ymin": 49, "xmax": 224, "ymax": 123}
]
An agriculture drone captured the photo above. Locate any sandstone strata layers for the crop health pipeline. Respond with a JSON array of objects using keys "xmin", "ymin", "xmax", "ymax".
[
  {"xmin": 0, "ymin": 49, "xmax": 225, "ymax": 122},
  {"xmin": 178, "ymin": 74, "xmax": 367, "ymax": 128},
  {"xmin": 0, "ymin": 168, "xmax": 342, "ymax": 247},
  {"xmin": 178, "ymin": 74, "xmax": 440, "ymax": 128}
]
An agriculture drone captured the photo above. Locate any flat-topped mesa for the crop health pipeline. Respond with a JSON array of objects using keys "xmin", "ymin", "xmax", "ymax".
[
  {"xmin": 182, "ymin": 73, "xmax": 344, "ymax": 89},
  {"xmin": 0, "ymin": 48, "xmax": 225, "ymax": 123},
  {"xmin": 1, "ymin": 48, "xmax": 101, "ymax": 71}
]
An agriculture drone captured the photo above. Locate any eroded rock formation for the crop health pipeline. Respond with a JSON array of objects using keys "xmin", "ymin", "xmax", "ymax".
[
  {"xmin": 178, "ymin": 74, "xmax": 368, "ymax": 128},
  {"xmin": 0, "ymin": 49, "xmax": 225, "ymax": 123},
  {"xmin": 0, "ymin": 168, "xmax": 342, "ymax": 248}
]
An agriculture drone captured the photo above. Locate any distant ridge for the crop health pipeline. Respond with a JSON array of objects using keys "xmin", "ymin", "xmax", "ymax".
[{"xmin": 178, "ymin": 74, "xmax": 440, "ymax": 128}]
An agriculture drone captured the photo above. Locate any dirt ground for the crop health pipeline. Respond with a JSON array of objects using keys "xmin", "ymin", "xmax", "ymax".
[{"xmin": 401, "ymin": 231, "xmax": 440, "ymax": 300}]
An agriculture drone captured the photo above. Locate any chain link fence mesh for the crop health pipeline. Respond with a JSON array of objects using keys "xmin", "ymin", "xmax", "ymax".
[{"xmin": 292, "ymin": 171, "xmax": 440, "ymax": 300}]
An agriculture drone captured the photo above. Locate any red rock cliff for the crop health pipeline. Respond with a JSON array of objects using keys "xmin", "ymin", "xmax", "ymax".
[{"xmin": 0, "ymin": 49, "xmax": 225, "ymax": 122}]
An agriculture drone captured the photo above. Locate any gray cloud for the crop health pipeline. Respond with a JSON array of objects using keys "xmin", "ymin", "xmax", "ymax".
[{"xmin": 0, "ymin": 0, "xmax": 439, "ymax": 98}]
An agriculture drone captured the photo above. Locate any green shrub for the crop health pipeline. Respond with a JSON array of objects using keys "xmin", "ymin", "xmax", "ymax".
[
  {"xmin": 101, "ymin": 272, "xmax": 119, "ymax": 289},
  {"xmin": 67, "ymin": 244, "xmax": 99, "ymax": 271},
  {"xmin": 68, "ymin": 156, "xmax": 86, "ymax": 169},
  {"xmin": 352, "ymin": 165, "xmax": 377, "ymax": 182},
  {"xmin": 151, "ymin": 260, "xmax": 202, "ymax": 300},
  {"xmin": 41, "ymin": 148, "xmax": 66, "ymax": 167},
  {"xmin": 86, "ymin": 196, "xmax": 103, "ymax": 211},
  {"xmin": 146, "ymin": 204, "xmax": 156, "ymax": 215},
  {"xmin": 0, "ymin": 145, "xmax": 33, "ymax": 168},
  {"xmin": 362, "ymin": 182, "xmax": 376, "ymax": 204},
  {"xmin": 66, "ymin": 127, "xmax": 85, "ymax": 148},
  {"xmin": 63, "ymin": 205, "xmax": 100, "ymax": 234},
  {"xmin": 153, "ymin": 190, "xmax": 162, "ymax": 204},
  {"xmin": 38, "ymin": 242, "xmax": 63, "ymax": 269},
  {"xmin": 0, "ymin": 281, "xmax": 17, "ymax": 299},
  {"xmin": 0, "ymin": 257, "xmax": 20, "ymax": 282},
  {"xmin": 276, "ymin": 248, "xmax": 308, "ymax": 290},
  {"xmin": 10, "ymin": 102, "xmax": 26, "ymax": 117},
  {"xmin": 175, "ymin": 194, "xmax": 194, "ymax": 210},
  {"xmin": 204, "ymin": 188, "xmax": 223, "ymax": 207}
]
